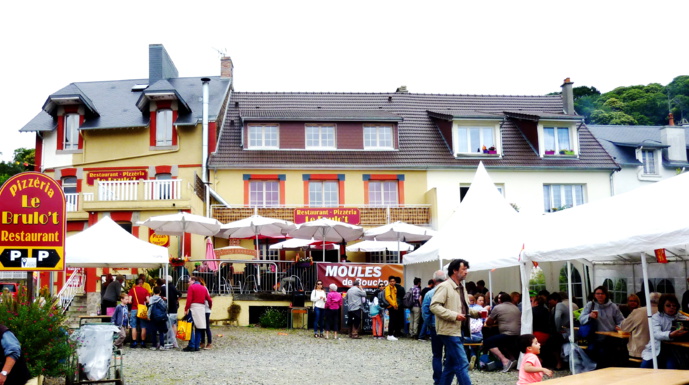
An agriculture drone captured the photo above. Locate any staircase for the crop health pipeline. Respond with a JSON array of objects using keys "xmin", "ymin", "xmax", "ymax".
[{"xmin": 64, "ymin": 294, "xmax": 88, "ymax": 328}]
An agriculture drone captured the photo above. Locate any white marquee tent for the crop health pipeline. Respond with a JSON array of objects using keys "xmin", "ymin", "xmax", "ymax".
[{"xmin": 66, "ymin": 216, "xmax": 168, "ymax": 268}]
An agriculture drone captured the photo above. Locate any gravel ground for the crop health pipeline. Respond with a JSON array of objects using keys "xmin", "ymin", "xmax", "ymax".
[{"xmin": 101, "ymin": 326, "xmax": 572, "ymax": 385}]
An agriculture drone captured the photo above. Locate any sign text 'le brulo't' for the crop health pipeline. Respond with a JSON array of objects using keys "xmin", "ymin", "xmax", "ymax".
[{"xmin": 0, "ymin": 172, "xmax": 66, "ymax": 271}]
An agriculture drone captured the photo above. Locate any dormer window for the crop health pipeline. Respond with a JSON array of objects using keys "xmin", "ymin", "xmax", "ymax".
[
  {"xmin": 364, "ymin": 124, "xmax": 393, "ymax": 149},
  {"xmin": 156, "ymin": 109, "xmax": 173, "ymax": 146},
  {"xmin": 641, "ymin": 149, "xmax": 657, "ymax": 175},
  {"xmin": 455, "ymin": 126, "xmax": 497, "ymax": 155},
  {"xmin": 64, "ymin": 113, "xmax": 80, "ymax": 150},
  {"xmin": 306, "ymin": 124, "xmax": 335, "ymax": 149},
  {"xmin": 543, "ymin": 126, "xmax": 572, "ymax": 155},
  {"xmin": 248, "ymin": 124, "xmax": 279, "ymax": 149}
]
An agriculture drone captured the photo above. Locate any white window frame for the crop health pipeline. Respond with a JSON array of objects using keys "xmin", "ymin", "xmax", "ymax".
[
  {"xmin": 543, "ymin": 184, "xmax": 585, "ymax": 213},
  {"xmin": 248, "ymin": 124, "xmax": 279, "ymax": 149},
  {"xmin": 460, "ymin": 183, "xmax": 504, "ymax": 202},
  {"xmin": 641, "ymin": 149, "xmax": 659, "ymax": 175},
  {"xmin": 156, "ymin": 109, "xmax": 173, "ymax": 146},
  {"xmin": 308, "ymin": 181, "xmax": 339, "ymax": 207},
  {"xmin": 249, "ymin": 181, "xmax": 280, "ymax": 207},
  {"xmin": 368, "ymin": 181, "xmax": 399, "ymax": 207},
  {"xmin": 64, "ymin": 113, "xmax": 80, "ymax": 150},
  {"xmin": 538, "ymin": 121, "xmax": 578, "ymax": 156},
  {"xmin": 452, "ymin": 121, "xmax": 501, "ymax": 156},
  {"xmin": 305, "ymin": 124, "xmax": 336, "ymax": 149},
  {"xmin": 364, "ymin": 124, "xmax": 394, "ymax": 149}
]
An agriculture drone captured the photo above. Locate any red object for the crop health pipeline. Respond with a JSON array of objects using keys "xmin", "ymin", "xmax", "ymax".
[
  {"xmin": 294, "ymin": 208, "xmax": 360, "ymax": 224},
  {"xmin": 654, "ymin": 248, "xmax": 668, "ymax": 264}
]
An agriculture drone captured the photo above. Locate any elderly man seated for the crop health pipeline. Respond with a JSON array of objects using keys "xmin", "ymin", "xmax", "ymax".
[
  {"xmin": 619, "ymin": 292, "xmax": 660, "ymax": 361},
  {"xmin": 484, "ymin": 292, "xmax": 521, "ymax": 372}
]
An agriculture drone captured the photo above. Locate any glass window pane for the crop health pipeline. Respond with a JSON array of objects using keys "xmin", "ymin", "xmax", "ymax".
[
  {"xmin": 482, "ymin": 127, "xmax": 494, "ymax": 148},
  {"xmin": 469, "ymin": 128, "xmax": 481, "ymax": 153},
  {"xmin": 557, "ymin": 127, "xmax": 570, "ymax": 150},
  {"xmin": 65, "ymin": 114, "xmax": 80, "ymax": 150},
  {"xmin": 457, "ymin": 128, "xmax": 468, "ymax": 153}
]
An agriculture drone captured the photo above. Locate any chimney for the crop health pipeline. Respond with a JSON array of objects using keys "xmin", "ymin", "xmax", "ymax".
[
  {"xmin": 220, "ymin": 56, "xmax": 233, "ymax": 78},
  {"xmin": 660, "ymin": 117, "xmax": 687, "ymax": 163},
  {"xmin": 561, "ymin": 78, "xmax": 574, "ymax": 115},
  {"xmin": 395, "ymin": 85, "xmax": 408, "ymax": 93},
  {"xmin": 668, "ymin": 112, "xmax": 675, "ymax": 126},
  {"xmin": 148, "ymin": 44, "xmax": 179, "ymax": 84}
]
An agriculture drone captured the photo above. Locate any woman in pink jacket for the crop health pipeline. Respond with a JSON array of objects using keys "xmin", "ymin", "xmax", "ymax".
[{"xmin": 324, "ymin": 284, "xmax": 343, "ymax": 340}]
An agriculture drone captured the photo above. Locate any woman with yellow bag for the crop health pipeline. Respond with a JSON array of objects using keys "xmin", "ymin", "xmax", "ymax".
[{"xmin": 183, "ymin": 276, "xmax": 213, "ymax": 352}]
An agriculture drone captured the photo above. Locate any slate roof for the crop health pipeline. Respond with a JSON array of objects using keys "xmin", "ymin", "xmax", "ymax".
[
  {"xmin": 209, "ymin": 92, "xmax": 619, "ymax": 171},
  {"xmin": 588, "ymin": 125, "xmax": 689, "ymax": 167},
  {"xmin": 20, "ymin": 76, "xmax": 232, "ymax": 132},
  {"xmin": 240, "ymin": 109, "xmax": 402, "ymax": 122}
]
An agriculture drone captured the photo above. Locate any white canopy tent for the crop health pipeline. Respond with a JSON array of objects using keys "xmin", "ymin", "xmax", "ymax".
[
  {"xmin": 66, "ymin": 216, "xmax": 168, "ymax": 268},
  {"xmin": 404, "ymin": 163, "xmax": 526, "ymax": 293},
  {"xmin": 522, "ymin": 171, "xmax": 689, "ymax": 370}
]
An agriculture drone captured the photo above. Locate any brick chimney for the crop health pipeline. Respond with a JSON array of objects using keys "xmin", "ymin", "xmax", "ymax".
[
  {"xmin": 220, "ymin": 56, "xmax": 233, "ymax": 78},
  {"xmin": 149, "ymin": 44, "xmax": 179, "ymax": 84},
  {"xmin": 561, "ymin": 78, "xmax": 574, "ymax": 115},
  {"xmin": 660, "ymin": 113, "xmax": 687, "ymax": 163}
]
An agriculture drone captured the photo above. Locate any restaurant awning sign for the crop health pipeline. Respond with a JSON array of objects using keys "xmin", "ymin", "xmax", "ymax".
[
  {"xmin": 0, "ymin": 172, "xmax": 65, "ymax": 271},
  {"xmin": 294, "ymin": 208, "xmax": 360, "ymax": 224},
  {"xmin": 317, "ymin": 262, "xmax": 403, "ymax": 288}
]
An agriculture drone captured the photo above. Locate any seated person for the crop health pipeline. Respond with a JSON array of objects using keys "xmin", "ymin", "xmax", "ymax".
[
  {"xmin": 620, "ymin": 292, "xmax": 659, "ymax": 360},
  {"xmin": 484, "ymin": 292, "xmax": 521, "ymax": 372},
  {"xmin": 463, "ymin": 294, "xmax": 485, "ymax": 362}
]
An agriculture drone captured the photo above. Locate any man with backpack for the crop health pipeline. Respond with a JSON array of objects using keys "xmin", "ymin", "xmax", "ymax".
[
  {"xmin": 147, "ymin": 286, "xmax": 169, "ymax": 351},
  {"xmin": 408, "ymin": 277, "xmax": 422, "ymax": 338},
  {"xmin": 346, "ymin": 280, "xmax": 367, "ymax": 339}
]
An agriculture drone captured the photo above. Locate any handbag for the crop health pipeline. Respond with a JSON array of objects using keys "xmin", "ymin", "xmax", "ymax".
[
  {"xmin": 133, "ymin": 288, "xmax": 148, "ymax": 320},
  {"xmin": 177, "ymin": 320, "xmax": 192, "ymax": 341},
  {"xmin": 578, "ymin": 303, "xmax": 596, "ymax": 339}
]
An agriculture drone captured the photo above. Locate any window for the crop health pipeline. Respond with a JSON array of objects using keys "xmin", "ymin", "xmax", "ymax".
[
  {"xmin": 641, "ymin": 149, "xmax": 657, "ymax": 175},
  {"xmin": 646, "ymin": 278, "xmax": 675, "ymax": 295},
  {"xmin": 456, "ymin": 126, "xmax": 495, "ymax": 154},
  {"xmin": 308, "ymin": 181, "xmax": 339, "ymax": 207},
  {"xmin": 364, "ymin": 125, "xmax": 393, "ymax": 149},
  {"xmin": 559, "ymin": 266, "xmax": 584, "ymax": 306},
  {"xmin": 369, "ymin": 181, "xmax": 398, "ymax": 206},
  {"xmin": 306, "ymin": 125, "xmax": 335, "ymax": 149},
  {"xmin": 249, "ymin": 181, "xmax": 280, "ymax": 207},
  {"xmin": 543, "ymin": 184, "xmax": 585, "ymax": 212},
  {"xmin": 543, "ymin": 127, "xmax": 572, "ymax": 154},
  {"xmin": 368, "ymin": 250, "xmax": 397, "ymax": 264},
  {"xmin": 155, "ymin": 173, "xmax": 173, "ymax": 200},
  {"xmin": 248, "ymin": 124, "xmax": 278, "ymax": 148},
  {"xmin": 603, "ymin": 278, "xmax": 628, "ymax": 304},
  {"xmin": 156, "ymin": 109, "xmax": 173, "ymax": 146},
  {"xmin": 460, "ymin": 183, "xmax": 504, "ymax": 202},
  {"xmin": 64, "ymin": 114, "xmax": 80, "ymax": 150},
  {"xmin": 63, "ymin": 177, "xmax": 77, "ymax": 212},
  {"xmin": 529, "ymin": 267, "xmax": 547, "ymax": 295}
]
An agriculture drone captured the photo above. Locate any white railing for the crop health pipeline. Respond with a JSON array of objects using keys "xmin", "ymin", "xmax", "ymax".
[
  {"xmin": 95, "ymin": 179, "xmax": 182, "ymax": 201},
  {"xmin": 65, "ymin": 193, "xmax": 79, "ymax": 212},
  {"xmin": 58, "ymin": 268, "xmax": 85, "ymax": 313},
  {"xmin": 142, "ymin": 179, "xmax": 181, "ymax": 200}
]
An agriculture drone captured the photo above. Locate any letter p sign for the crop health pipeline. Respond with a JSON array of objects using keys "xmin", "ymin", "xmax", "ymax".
[
  {"xmin": 38, "ymin": 250, "xmax": 49, "ymax": 262},
  {"xmin": 10, "ymin": 250, "xmax": 21, "ymax": 261}
]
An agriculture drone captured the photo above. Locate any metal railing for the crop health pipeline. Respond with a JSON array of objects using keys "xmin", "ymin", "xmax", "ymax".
[
  {"xmin": 57, "ymin": 268, "xmax": 85, "ymax": 313},
  {"xmin": 170, "ymin": 260, "xmax": 319, "ymax": 295}
]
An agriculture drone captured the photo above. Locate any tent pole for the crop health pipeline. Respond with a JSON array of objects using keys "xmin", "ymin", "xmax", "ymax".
[
  {"xmin": 488, "ymin": 270, "xmax": 493, "ymax": 306},
  {"xmin": 567, "ymin": 261, "xmax": 575, "ymax": 374},
  {"xmin": 641, "ymin": 252, "xmax": 657, "ymax": 369}
]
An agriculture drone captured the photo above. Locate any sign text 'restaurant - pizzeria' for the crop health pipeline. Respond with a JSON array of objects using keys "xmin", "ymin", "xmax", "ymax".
[{"xmin": 0, "ymin": 172, "xmax": 65, "ymax": 271}]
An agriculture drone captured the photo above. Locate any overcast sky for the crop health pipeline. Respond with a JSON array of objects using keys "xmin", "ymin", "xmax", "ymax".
[{"xmin": 1, "ymin": 0, "xmax": 686, "ymax": 162}]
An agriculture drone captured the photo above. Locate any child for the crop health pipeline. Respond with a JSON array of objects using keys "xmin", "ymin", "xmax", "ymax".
[
  {"xmin": 111, "ymin": 293, "xmax": 130, "ymax": 349},
  {"xmin": 517, "ymin": 334, "xmax": 553, "ymax": 385}
]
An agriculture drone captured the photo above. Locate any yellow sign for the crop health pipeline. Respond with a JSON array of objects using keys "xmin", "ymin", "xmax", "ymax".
[{"xmin": 149, "ymin": 233, "xmax": 170, "ymax": 247}]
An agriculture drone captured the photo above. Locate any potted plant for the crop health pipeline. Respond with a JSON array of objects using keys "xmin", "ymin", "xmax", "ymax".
[
  {"xmin": 559, "ymin": 149, "xmax": 575, "ymax": 155},
  {"xmin": 296, "ymin": 255, "xmax": 313, "ymax": 268},
  {"xmin": 545, "ymin": 149, "xmax": 555, "ymax": 155},
  {"xmin": 487, "ymin": 146, "xmax": 497, "ymax": 154},
  {"xmin": 481, "ymin": 145, "xmax": 488, "ymax": 154},
  {"xmin": 169, "ymin": 255, "xmax": 189, "ymax": 267}
]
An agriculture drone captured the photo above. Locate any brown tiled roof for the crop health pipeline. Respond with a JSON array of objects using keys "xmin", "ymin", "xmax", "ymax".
[
  {"xmin": 209, "ymin": 92, "xmax": 618, "ymax": 170},
  {"xmin": 240, "ymin": 109, "xmax": 402, "ymax": 122}
]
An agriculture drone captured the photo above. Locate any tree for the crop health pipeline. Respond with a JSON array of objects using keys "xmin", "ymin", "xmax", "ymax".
[{"xmin": 0, "ymin": 147, "xmax": 35, "ymax": 186}]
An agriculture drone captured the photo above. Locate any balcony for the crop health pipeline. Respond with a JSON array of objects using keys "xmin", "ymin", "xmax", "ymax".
[
  {"xmin": 66, "ymin": 179, "xmax": 188, "ymax": 213},
  {"xmin": 212, "ymin": 205, "xmax": 431, "ymax": 226}
]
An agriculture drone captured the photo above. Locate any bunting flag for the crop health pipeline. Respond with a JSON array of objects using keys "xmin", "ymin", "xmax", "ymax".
[
  {"xmin": 532, "ymin": 261, "xmax": 539, "ymax": 268},
  {"xmin": 654, "ymin": 248, "xmax": 668, "ymax": 264},
  {"xmin": 518, "ymin": 243, "xmax": 525, "ymax": 262}
]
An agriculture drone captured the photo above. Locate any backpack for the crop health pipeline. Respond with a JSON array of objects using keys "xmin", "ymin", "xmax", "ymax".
[
  {"xmin": 148, "ymin": 300, "xmax": 167, "ymax": 322},
  {"xmin": 377, "ymin": 289, "xmax": 390, "ymax": 309},
  {"xmin": 402, "ymin": 290, "xmax": 414, "ymax": 308}
]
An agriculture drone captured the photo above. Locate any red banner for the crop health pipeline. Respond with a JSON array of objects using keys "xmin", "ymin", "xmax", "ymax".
[
  {"xmin": 294, "ymin": 208, "xmax": 360, "ymax": 224},
  {"xmin": 654, "ymin": 248, "xmax": 668, "ymax": 264},
  {"xmin": 86, "ymin": 169, "xmax": 148, "ymax": 186},
  {"xmin": 0, "ymin": 172, "xmax": 65, "ymax": 271},
  {"xmin": 317, "ymin": 263, "xmax": 403, "ymax": 288}
]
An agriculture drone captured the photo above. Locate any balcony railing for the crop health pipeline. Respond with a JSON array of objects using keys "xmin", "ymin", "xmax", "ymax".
[
  {"xmin": 65, "ymin": 180, "xmax": 183, "ymax": 212},
  {"xmin": 212, "ymin": 204, "xmax": 431, "ymax": 226}
]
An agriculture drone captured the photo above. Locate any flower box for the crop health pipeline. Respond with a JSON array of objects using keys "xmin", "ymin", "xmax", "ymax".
[
  {"xmin": 545, "ymin": 150, "xmax": 555, "ymax": 155},
  {"xmin": 559, "ymin": 150, "xmax": 576, "ymax": 155},
  {"xmin": 487, "ymin": 150, "xmax": 497, "ymax": 154}
]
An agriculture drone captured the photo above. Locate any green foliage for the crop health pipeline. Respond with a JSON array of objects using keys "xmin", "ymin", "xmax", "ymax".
[
  {"xmin": 529, "ymin": 268, "xmax": 546, "ymax": 294},
  {"xmin": 258, "ymin": 307, "xmax": 287, "ymax": 328},
  {"xmin": 0, "ymin": 286, "xmax": 75, "ymax": 378},
  {"xmin": 0, "ymin": 148, "xmax": 35, "ymax": 186}
]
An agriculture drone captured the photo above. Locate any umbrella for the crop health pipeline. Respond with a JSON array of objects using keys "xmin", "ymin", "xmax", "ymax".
[
  {"xmin": 142, "ymin": 212, "xmax": 221, "ymax": 259},
  {"xmin": 346, "ymin": 240, "xmax": 414, "ymax": 253},
  {"xmin": 269, "ymin": 238, "xmax": 333, "ymax": 250},
  {"xmin": 364, "ymin": 221, "xmax": 435, "ymax": 263},
  {"xmin": 205, "ymin": 237, "xmax": 218, "ymax": 271},
  {"xmin": 289, "ymin": 218, "xmax": 364, "ymax": 261},
  {"xmin": 216, "ymin": 215, "xmax": 297, "ymax": 286}
]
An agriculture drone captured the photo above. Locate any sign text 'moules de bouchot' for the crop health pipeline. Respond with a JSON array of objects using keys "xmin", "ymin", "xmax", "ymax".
[
  {"xmin": 0, "ymin": 172, "xmax": 65, "ymax": 271},
  {"xmin": 317, "ymin": 263, "xmax": 403, "ymax": 288}
]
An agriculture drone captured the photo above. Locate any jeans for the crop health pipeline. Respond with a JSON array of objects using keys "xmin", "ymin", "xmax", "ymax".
[
  {"xmin": 189, "ymin": 328, "xmax": 203, "ymax": 349},
  {"xmin": 429, "ymin": 327, "xmax": 444, "ymax": 385},
  {"xmin": 462, "ymin": 333, "xmax": 483, "ymax": 357},
  {"xmin": 419, "ymin": 321, "xmax": 429, "ymax": 339},
  {"xmin": 199, "ymin": 313, "xmax": 212, "ymax": 345},
  {"xmin": 439, "ymin": 335, "xmax": 472, "ymax": 385},
  {"xmin": 313, "ymin": 307, "xmax": 325, "ymax": 334},
  {"xmin": 149, "ymin": 319, "xmax": 168, "ymax": 348}
]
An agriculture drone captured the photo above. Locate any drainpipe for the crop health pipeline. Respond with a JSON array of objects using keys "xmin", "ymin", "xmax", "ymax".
[{"xmin": 201, "ymin": 78, "xmax": 211, "ymax": 216}]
